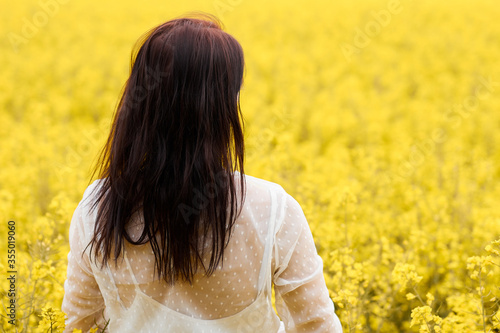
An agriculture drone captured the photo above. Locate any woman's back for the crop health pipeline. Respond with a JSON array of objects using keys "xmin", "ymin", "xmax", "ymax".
[
  {"xmin": 62, "ymin": 173, "xmax": 342, "ymax": 332},
  {"xmin": 61, "ymin": 14, "xmax": 342, "ymax": 332}
]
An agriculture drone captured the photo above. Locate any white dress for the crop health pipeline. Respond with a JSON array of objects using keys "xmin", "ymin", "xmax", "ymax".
[{"xmin": 62, "ymin": 173, "xmax": 343, "ymax": 332}]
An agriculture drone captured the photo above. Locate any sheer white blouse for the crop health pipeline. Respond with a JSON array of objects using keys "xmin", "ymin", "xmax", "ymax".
[{"xmin": 62, "ymin": 173, "xmax": 343, "ymax": 332}]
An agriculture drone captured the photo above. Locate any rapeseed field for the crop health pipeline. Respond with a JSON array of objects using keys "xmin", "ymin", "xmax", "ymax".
[{"xmin": 1, "ymin": 0, "xmax": 500, "ymax": 331}]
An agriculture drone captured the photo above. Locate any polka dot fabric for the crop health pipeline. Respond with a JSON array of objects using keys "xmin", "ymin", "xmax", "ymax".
[{"xmin": 62, "ymin": 174, "xmax": 343, "ymax": 332}]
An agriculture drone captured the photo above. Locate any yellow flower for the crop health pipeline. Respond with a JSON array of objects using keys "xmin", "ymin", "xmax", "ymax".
[
  {"xmin": 410, "ymin": 306, "xmax": 442, "ymax": 332},
  {"xmin": 38, "ymin": 307, "xmax": 66, "ymax": 332},
  {"xmin": 466, "ymin": 256, "xmax": 493, "ymax": 280},
  {"xmin": 406, "ymin": 292, "xmax": 416, "ymax": 300},
  {"xmin": 485, "ymin": 239, "xmax": 500, "ymax": 256},
  {"xmin": 391, "ymin": 263, "xmax": 423, "ymax": 291},
  {"xmin": 426, "ymin": 293, "xmax": 434, "ymax": 306}
]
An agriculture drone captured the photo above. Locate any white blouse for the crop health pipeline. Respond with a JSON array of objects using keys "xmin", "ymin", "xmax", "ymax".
[{"xmin": 62, "ymin": 173, "xmax": 343, "ymax": 332}]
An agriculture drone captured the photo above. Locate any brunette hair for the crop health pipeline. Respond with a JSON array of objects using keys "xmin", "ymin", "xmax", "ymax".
[{"xmin": 86, "ymin": 14, "xmax": 245, "ymax": 284}]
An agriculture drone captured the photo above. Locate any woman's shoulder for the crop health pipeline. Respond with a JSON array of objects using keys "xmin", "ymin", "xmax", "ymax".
[
  {"xmin": 80, "ymin": 174, "xmax": 296, "ymax": 211},
  {"xmin": 239, "ymin": 173, "xmax": 287, "ymax": 197},
  {"xmin": 241, "ymin": 173, "xmax": 305, "ymax": 215},
  {"xmin": 81, "ymin": 178, "xmax": 106, "ymax": 202},
  {"xmin": 78, "ymin": 178, "xmax": 107, "ymax": 221}
]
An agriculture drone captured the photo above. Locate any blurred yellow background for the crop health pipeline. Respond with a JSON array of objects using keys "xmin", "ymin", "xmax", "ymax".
[{"xmin": 1, "ymin": 0, "xmax": 500, "ymax": 331}]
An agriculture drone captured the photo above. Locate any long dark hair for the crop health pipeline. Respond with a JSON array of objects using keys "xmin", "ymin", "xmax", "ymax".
[{"xmin": 86, "ymin": 14, "xmax": 245, "ymax": 285}]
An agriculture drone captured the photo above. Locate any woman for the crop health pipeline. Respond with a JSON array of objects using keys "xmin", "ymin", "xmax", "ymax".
[{"xmin": 62, "ymin": 14, "xmax": 342, "ymax": 332}]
